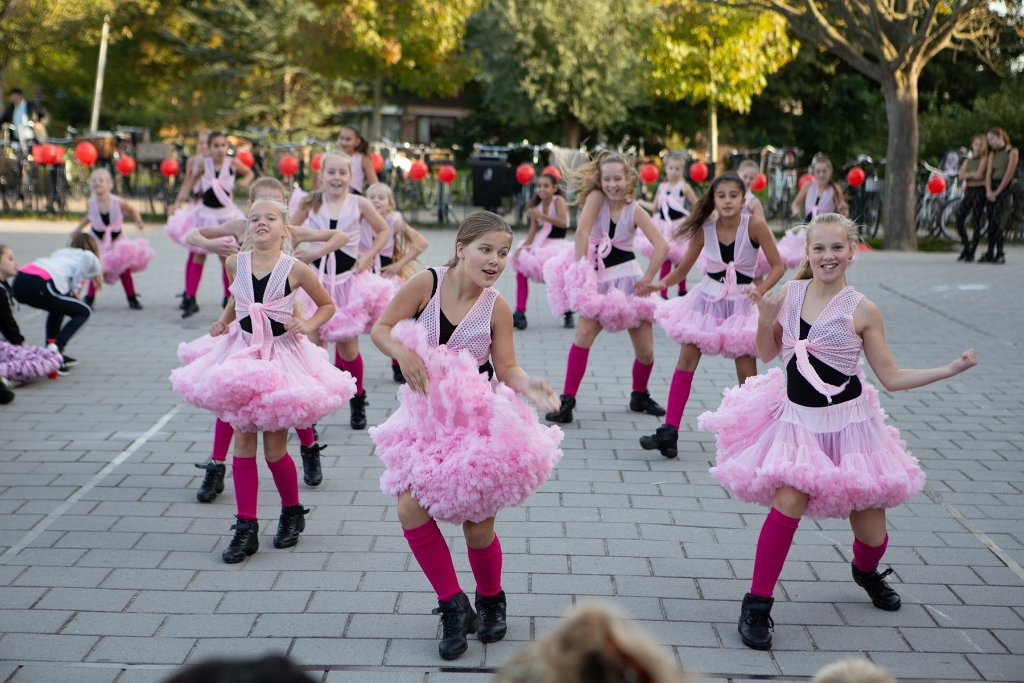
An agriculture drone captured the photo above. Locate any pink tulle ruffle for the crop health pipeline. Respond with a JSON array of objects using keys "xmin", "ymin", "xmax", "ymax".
[
  {"xmin": 542, "ymin": 247, "xmax": 576, "ymax": 316},
  {"xmin": 699, "ymin": 368, "xmax": 925, "ymax": 519},
  {"xmin": 164, "ymin": 203, "xmax": 236, "ymax": 255},
  {"xmin": 634, "ymin": 229, "xmax": 689, "ymax": 264},
  {"xmin": 509, "ymin": 238, "xmax": 573, "ymax": 283},
  {"xmin": 776, "ymin": 227, "xmax": 807, "ymax": 269},
  {"xmin": 0, "ymin": 341, "xmax": 62, "ymax": 381},
  {"xmin": 301, "ymin": 270, "xmax": 397, "ymax": 342},
  {"xmin": 101, "ymin": 238, "xmax": 154, "ymax": 283},
  {"xmin": 655, "ymin": 277, "xmax": 758, "ymax": 357},
  {"xmin": 371, "ymin": 320, "xmax": 563, "ymax": 524},
  {"xmin": 563, "ymin": 258, "xmax": 660, "ymax": 332}
]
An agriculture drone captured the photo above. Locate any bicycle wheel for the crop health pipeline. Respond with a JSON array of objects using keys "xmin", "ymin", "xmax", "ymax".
[
  {"xmin": 938, "ymin": 198, "xmax": 960, "ymax": 240},
  {"xmin": 862, "ymin": 192, "xmax": 882, "ymax": 238}
]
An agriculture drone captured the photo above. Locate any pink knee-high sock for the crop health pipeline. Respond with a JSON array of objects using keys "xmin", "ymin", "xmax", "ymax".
[
  {"xmin": 659, "ymin": 261, "xmax": 672, "ymax": 299},
  {"xmin": 334, "ymin": 347, "xmax": 344, "ymax": 369},
  {"xmin": 267, "ymin": 454, "xmax": 300, "ymax": 507},
  {"xmin": 220, "ymin": 262, "xmax": 230, "ymax": 298},
  {"xmin": 515, "ymin": 273, "xmax": 529, "ymax": 313},
  {"xmin": 632, "ymin": 360, "xmax": 654, "ymax": 393},
  {"xmin": 467, "ymin": 535, "xmax": 503, "ymax": 597},
  {"xmin": 87, "ymin": 281, "xmax": 96, "ymax": 298},
  {"xmin": 562, "ymin": 344, "xmax": 590, "ymax": 397},
  {"xmin": 665, "ymin": 370, "xmax": 694, "ymax": 429},
  {"xmin": 750, "ymin": 508, "xmax": 801, "ymax": 598},
  {"xmin": 232, "ymin": 456, "xmax": 259, "ymax": 520},
  {"xmin": 185, "ymin": 257, "xmax": 203, "ymax": 297},
  {"xmin": 212, "ymin": 419, "xmax": 234, "ymax": 462},
  {"xmin": 853, "ymin": 534, "xmax": 889, "ymax": 573},
  {"xmin": 120, "ymin": 272, "xmax": 136, "ymax": 297},
  {"xmin": 403, "ymin": 520, "xmax": 462, "ymax": 602},
  {"xmin": 345, "ymin": 353, "xmax": 364, "ymax": 395},
  {"xmin": 295, "ymin": 428, "xmax": 315, "ymax": 448}
]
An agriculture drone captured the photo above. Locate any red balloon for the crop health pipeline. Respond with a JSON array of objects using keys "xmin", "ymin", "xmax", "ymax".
[
  {"xmin": 751, "ymin": 172, "xmax": 767, "ymax": 192},
  {"xmin": 236, "ymin": 150, "xmax": 255, "ymax": 168},
  {"xmin": 515, "ymin": 163, "xmax": 535, "ymax": 185},
  {"xmin": 927, "ymin": 175, "xmax": 946, "ymax": 195},
  {"xmin": 640, "ymin": 163, "xmax": 659, "ymax": 184},
  {"xmin": 409, "ymin": 160, "xmax": 429, "ymax": 181},
  {"xmin": 33, "ymin": 144, "xmax": 55, "ymax": 165},
  {"xmin": 541, "ymin": 165, "xmax": 561, "ymax": 182},
  {"xmin": 278, "ymin": 155, "xmax": 299, "ymax": 177},
  {"xmin": 689, "ymin": 161, "xmax": 708, "ymax": 183},
  {"xmin": 160, "ymin": 158, "xmax": 180, "ymax": 177},
  {"xmin": 798, "ymin": 173, "xmax": 814, "ymax": 189},
  {"xmin": 75, "ymin": 141, "xmax": 98, "ymax": 167},
  {"xmin": 311, "ymin": 153, "xmax": 323, "ymax": 172},
  {"xmin": 115, "ymin": 156, "xmax": 136, "ymax": 176},
  {"xmin": 370, "ymin": 152, "xmax": 385, "ymax": 174},
  {"xmin": 847, "ymin": 167, "xmax": 866, "ymax": 187},
  {"xmin": 438, "ymin": 165, "xmax": 457, "ymax": 184}
]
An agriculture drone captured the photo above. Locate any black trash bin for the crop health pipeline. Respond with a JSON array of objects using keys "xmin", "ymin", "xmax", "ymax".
[{"xmin": 471, "ymin": 154, "xmax": 509, "ymax": 212}]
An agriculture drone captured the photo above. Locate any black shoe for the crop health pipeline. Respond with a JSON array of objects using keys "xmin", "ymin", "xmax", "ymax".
[
  {"xmin": 957, "ymin": 247, "xmax": 969, "ymax": 262},
  {"xmin": 978, "ymin": 252, "xmax": 994, "ymax": 263},
  {"xmin": 222, "ymin": 517, "xmax": 259, "ymax": 563},
  {"xmin": 83, "ymin": 295, "xmax": 95, "ymax": 307},
  {"xmin": 181, "ymin": 295, "xmax": 199, "ymax": 318},
  {"xmin": 738, "ymin": 592, "xmax": 774, "ymax": 650},
  {"xmin": 851, "ymin": 563, "xmax": 901, "ymax": 611},
  {"xmin": 349, "ymin": 392, "xmax": 368, "ymax": 430},
  {"xmin": 300, "ymin": 443, "xmax": 325, "ymax": 487},
  {"xmin": 512, "ymin": 310, "xmax": 527, "ymax": 330},
  {"xmin": 178, "ymin": 291, "xmax": 188, "ymax": 310},
  {"xmin": 563, "ymin": 312, "xmax": 575, "ymax": 329},
  {"xmin": 273, "ymin": 504, "xmax": 309, "ymax": 549},
  {"xmin": 993, "ymin": 254, "xmax": 1006, "ymax": 264},
  {"xmin": 432, "ymin": 592, "xmax": 478, "ymax": 660},
  {"xmin": 629, "ymin": 390, "xmax": 666, "ymax": 417},
  {"xmin": 55, "ymin": 363, "xmax": 71, "ymax": 377},
  {"xmin": 392, "ymin": 363, "xmax": 406, "ymax": 384},
  {"xmin": 127, "ymin": 295, "xmax": 143, "ymax": 310},
  {"xmin": 475, "ymin": 590, "xmax": 507, "ymax": 643},
  {"xmin": 545, "ymin": 394, "xmax": 576, "ymax": 423},
  {"xmin": 195, "ymin": 460, "xmax": 226, "ymax": 503},
  {"xmin": 639, "ymin": 424, "xmax": 678, "ymax": 459},
  {"xmin": 0, "ymin": 379, "xmax": 14, "ymax": 405},
  {"xmin": 60, "ymin": 355, "xmax": 77, "ymax": 368}
]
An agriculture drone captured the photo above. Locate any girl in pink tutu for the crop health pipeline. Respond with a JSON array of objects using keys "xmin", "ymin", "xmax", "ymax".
[
  {"xmin": 166, "ymin": 132, "xmax": 208, "ymax": 309},
  {"xmin": 337, "ymin": 125, "xmax": 378, "ymax": 195},
  {"xmin": 71, "ymin": 169, "xmax": 152, "ymax": 310},
  {"xmin": 170, "ymin": 199, "xmax": 355, "ymax": 563},
  {"xmin": 636, "ymin": 153, "xmax": 699, "ymax": 299},
  {"xmin": 698, "ymin": 214, "xmax": 976, "ymax": 650},
  {"xmin": 791, "ymin": 154, "xmax": 849, "ymax": 222},
  {"xmin": 508, "ymin": 172, "xmax": 572, "ymax": 330},
  {"xmin": 170, "ymin": 131, "xmax": 253, "ymax": 318},
  {"xmin": 370, "ymin": 211, "xmax": 563, "ymax": 661},
  {"xmin": 289, "ymin": 152, "xmax": 391, "ymax": 430},
  {"xmin": 544, "ymin": 152, "xmax": 669, "ymax": 424},
  {"xmin": 638, "ymin": 174, "xmax": 784, "ymax": 459},
  {"xmin": 1, "ymin": 245, "xmax": 63, "ymax": 387}
]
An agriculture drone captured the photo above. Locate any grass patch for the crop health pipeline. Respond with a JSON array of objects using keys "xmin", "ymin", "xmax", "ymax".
[{"xmin": 916, "ymin": 236, "xmax": 957, "ymax": 252}]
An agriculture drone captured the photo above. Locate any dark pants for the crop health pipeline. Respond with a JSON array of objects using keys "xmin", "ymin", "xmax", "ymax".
[
  {"xmin": 984, "ymin": 183, "xmax": 1013, "ymax": 258},
  {"xmin": 956, "ymin": 186, "xmax": 986, "ymax": 253},
  {"xmin": 11, "ymin": 273, "xmax": 92, "ymax": 351}
]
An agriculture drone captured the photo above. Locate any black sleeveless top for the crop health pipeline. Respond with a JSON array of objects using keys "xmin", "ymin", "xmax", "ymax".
[
  {"xmin": 239, "ymin": 272, "xmax": 292, "ymax": 336},
  {"xmin": 786, "ymin": 318, "xmax": 862, "ymax": 407},
  {"xmin": 202, "ymin": 165, "xmax": 234, "ymax": 208},
  {"xmin": 708, "ymin": 240, "xmax": 757, "ymax": 285},
  {"xmin": 415, "ymin": 269, "xmax": 494, "ymax": 379},
  {"xmin": 91, "ymin": 212, "xmax": 121, "ymax": 241},
  {"xmin": 601, "ymin": 217, "xmax": 636, "ymax": 268}
]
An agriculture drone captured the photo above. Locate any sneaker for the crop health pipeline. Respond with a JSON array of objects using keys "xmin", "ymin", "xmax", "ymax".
[
  {"xmin": 639, "ymin": 424, "xmax": 678, "ymax": 458},
  {"xmin": 300, "ymin": 442, "xmax": 325, "ymax": 487},
  {"xmin": 195, "ymin": 460, "xmax": 226, "ymax": 503},
  {"xmin": 629, "ymin": 390, "xmax": 666, "ymax": 417},
  {"xmin": 273, "ymin": 504, "xmax": 309, "ymax": 549},
  {"xmin": 222, "ymin": 517, "xmax": 259, "ymax": 563},
  {"xmin": 851, "ymin": 563, "xmax": 901, "ymax": 611},
  {"xmin": 0, "ymin": 378, "xmax": 15, "ymax": 405},
  {"xmin": 544, "ymin": 394, "xmax": 576, "ymax": 424},
  {"xmin": 563, "ymin": 311, "xmax": 575, "ymax": 329},
  {"xmin": 738, "ymin": 593, "xmax": 775, "ymax": 650},
  {"xmin": 349, "ymin": 392, "xmax": 368, "ymax": 430},
  {"xmin": 475, "ymin": 590, "xmax": 507, "ymax": 643},
  {"xmin": 433, "ymin": 592, "xmax": 478, "ymax": 660},
  {"xmin": 127, "ymin": 295, "xmax": 143, "ymax": 310},
  {"xmin": 512, "ymin": 310, "xmax": 527, "ymax": 330},
  {"xmin": 392, "ymin": 362, "xmax": 406, "ymax": 384}
]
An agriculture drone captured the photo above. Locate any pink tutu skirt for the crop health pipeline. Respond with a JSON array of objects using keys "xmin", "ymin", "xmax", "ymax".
[
  {"xmin": 165, "ymin": 203, "xmax": 241, "ymax": 255},
  {"xmin": 776, "ymin": 227, "xmax": 807, "ymax": 269},
  {"xmin": 0, "ymin": 341, "xmax": 61, "ymax": 382},
  {"xmin": 542, "ymin": 247, "xmax": 576, "ymax": 317},
  {"xmin": 635, "ymin": 225, "xmax": 689, "ymax": 264},
  {"xmin": 656, "ymin": 276, "xmax": 758, "ymax": 357},
  {"xmin": 699, "ymin": 368, "xmax": 924, "ymax": 519},
  {"xmin": 563, "ymin": 258, "xmax": 660, "ymax": 332},
  {"xmin": 509, "ymin": 238, "xmax": 573, "ymax": 283},
  {"xmin": 170, "ymin": 328, "xmax": 355, "ymax": 432},
  {"xmin": 101, "ymin": 238, "xmax": 154, "ymax": 283},
  {"xmin": 299, "ymin": 270, "xmax": 397, "ymax": 343},
  {"xmin": 371, "ymin": 321, "xmax": 563, "ymax": 524}
]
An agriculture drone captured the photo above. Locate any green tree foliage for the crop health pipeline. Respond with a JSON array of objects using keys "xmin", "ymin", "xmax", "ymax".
[{"xmin": 920, "ymin": 77, "xmax": 1024, "ymax": 162}]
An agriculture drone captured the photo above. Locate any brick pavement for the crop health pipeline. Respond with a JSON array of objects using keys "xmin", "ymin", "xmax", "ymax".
[{"xmin": 0, "ymin": 220, "xmax": 1022, "ymax": 682}]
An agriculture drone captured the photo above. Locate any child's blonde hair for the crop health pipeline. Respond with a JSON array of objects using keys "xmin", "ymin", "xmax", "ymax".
[
  {"xmin": 738, "ymin": 159, "xmax": 759, "ymax": 175},
  {"xmin": 567, "ymin": 151, "xmax": 639, "ymax": 207},
  {"xmin": 812, "ymin": 658, "xmax": 897, "ymax": 683},
  {"xmin": 89, "ymin": 167, "xmax": 113, "ymax": 187},
  {"xmin": 792, "ymin": 213, "xmax": 860, "ymax": 280},
  {"xmin": 298, "ymin": 152, "xmax": 354, "ymax": 214},
  {"xmin": 445, "ymin": 211, "xmax": 512, "ymax": 268},
  {"xmin": 248, "ymin": 177, "xmax": 287, "ymax": 204},
  {"xmin": 366, "ymin": 182, "xmax": 419, "ymax": 279}
]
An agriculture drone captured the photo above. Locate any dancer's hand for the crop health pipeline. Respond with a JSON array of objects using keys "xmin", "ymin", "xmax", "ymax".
[
  {"xmin": 354, "ymin": 255, "xmax": 372, "ymax": 273},
  {"xmin": 207, "ymin": 239, "xmax": 238, "ymax": 258},
  {"xmin": 525, "ymin": 378, "xmax": 559, "ymax": 412},
  {"xmin": 950, "ymin": 349, "xmax": 977, "ymax": 374},
  {"xmin": 745, "ymin": 289, "xmax": 763, "ymax": 305},
  {"xmin": 209, "ymin": 320, "xmax": 229, "ymax": 336},
  {"xmin": 398, "ymin": 349, "xmax": 429, "ymax": 395},
  {"xmin": 381, "ymin": 263, "xmax": 401, "ymax": 277},
  {"xmin": 293, "ymin": 247, "xmax": 318, "ymax": 264},
  {"xmin": 757, "ymin": 291, "xmax": 784, "ymax": 323},
  {"xmin": 286, "ymin": 317, "xmax": 315, "ymax": 336},
  {"xmin": 635, "ymin": 280, "xmax": 661, "ymax": 296}
]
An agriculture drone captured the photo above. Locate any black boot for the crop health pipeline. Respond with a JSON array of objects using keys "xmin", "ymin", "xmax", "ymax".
[
  {"xmin": 222, "ymin": 517, "xmax": 259, "ymax": 563},
  {"xmin": 432, "ymin": 592, "xmax": 477, "ymax": 660},
  {"xmin": 127, "ymin": 295, "xmax": 143, "ymax": 310},
  {"xmin": 563, "ymin": 311, "xmax": 575, "ymax": 329},
  {"xmin": 851, "ymin": 563, "xmax": 901, "ymax": 611},
  {"xmin": 273, "ymin": 504, "xmax": 309, "ymax": 549},
  {"xmin": 178, "ymin": 291, "xmax": 189, "ymax": 311},
  {"xmin": 312, "ymin": 424, "xmax": 319, "ymax": 442},
  {"xmin": 639, "ymin": 424, "xmax": 678, "ymax": 458},
  {"xmin": 738, "ymin": 592, "xmax": 774, "ymax": 650},
  {"xmin": 392, "ymin": 362, "xmax": 406, "ymax": 384},
  {"xmin": 978, "ymin": 250, "xmax": 994, "ymax": 263},
  {"xmin": 181, "ymin": 295, "xmax": 199, "ymax": 318},
  {"xmin": 300, "ymin": 442, "xmax": 325, "ymax": 487},
  {"xmin": 512, "ymin": 310, "xmax": 527, "ymax": 330},
  {"xmin": 195, "ymin": 460, "xmax": 226, "ymax": 503},
  {"xmin": 545, "ymin": 394, "xmax": 576, "ymax": 423},
  {"xmin": 475, "ymin": 590, "xmax": 507, "ymax": 643},
  {"xmin": 83, "ymin": 294, "xmax": 95, "ymax": 308},
  {"xmin": 629, "ymin": 390, "xmax": 666, "ymax": 417},
  {"xmin": 349, "ymin": 392, "xmax": 368, "ymax": 430}
]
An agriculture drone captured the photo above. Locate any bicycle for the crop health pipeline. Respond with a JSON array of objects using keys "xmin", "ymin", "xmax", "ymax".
[
  {"xmin": 914, "ymin": 160, "xmax": 959, "ymax": 240},
  {"xmin": 842, "ymin": 154, "xmax": 884, "ymax": 239},
  {"xmin": 762, "ymin": 146, "xmax": 803, "ymax": 230}
]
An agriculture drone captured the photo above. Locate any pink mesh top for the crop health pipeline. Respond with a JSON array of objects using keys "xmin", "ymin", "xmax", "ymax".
[
  {"xmin": 804, "ymin": 182, "xmax": 836, "ymax": 218},
  {"xmin": 701, "ymin": 214, "xmax": 759, "ymax": 279},
  {"xmin": 308, "ymin": 194, "xmax": 361, "ymax": 260},
  {"xmin": 742, "ymin": 191, "xmax": 755, "ymax": 216},
  {"xmin": 656, "ymin": 183, "xmax": 688, "ymax": 220},
  {"xmin": 359, "ymin": 210, "xmax": 400, "ymax": 258},
  {"xmin": 201, "ymin": 157, "xmax": 236, "ymax": 206},
  {"xmin": 530, "ymin": 198, "xmax": 563, "ymax": 249},
  {"xmin": 350, "ymin": 153, "xmax": 366, "ymax": 194},
  {"xmin": 418, "ymin": 266, "xmax": 498, "ymax": 366},
  {"xmin": 231, "ymin": 252, "xmax": 298, "ymax": 359},
  {"xmin": 591, "ymin": 200, "xmax": 638, "ymax": 255},
  {"xmin": 87, "ymin": 195, "xmax": 123, "ymax": 244},
  {"xmin": 780, "ymin": 278, "xmax": 865, "ymax": 403}
]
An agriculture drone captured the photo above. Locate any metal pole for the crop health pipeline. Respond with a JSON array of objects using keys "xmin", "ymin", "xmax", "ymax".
[{"xmin": 89, "ymin": 15, "xmax": 111, "ymax": 132}]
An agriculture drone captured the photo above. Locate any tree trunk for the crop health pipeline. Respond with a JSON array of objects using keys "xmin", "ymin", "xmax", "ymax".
[
  {"xmin": 709, "ymin": 97, "xmax": 718, "ymax": 172},
  {"xmin": 564, "ymin": 118, "xmax": 581, "ymax": 148},
  {"xmin": 881, "ymin": 71, "xmax": 919, "ymax": 250},
  {"xmin": 371, "ymin": 72, "xmax": 383, "ymax": 140}
]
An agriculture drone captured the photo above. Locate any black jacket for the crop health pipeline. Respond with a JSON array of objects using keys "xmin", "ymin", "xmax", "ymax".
[{"xmin": 0, "ymin": 281, "xmax": 24, "ymax": 345}]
